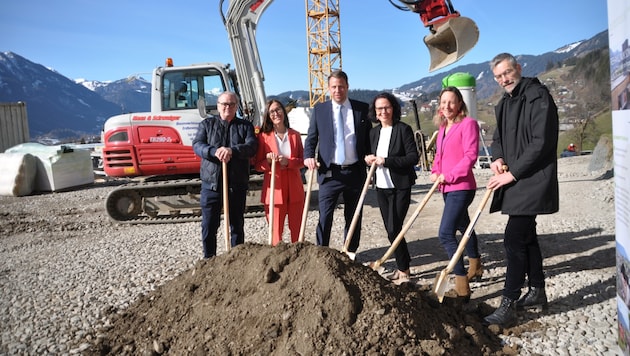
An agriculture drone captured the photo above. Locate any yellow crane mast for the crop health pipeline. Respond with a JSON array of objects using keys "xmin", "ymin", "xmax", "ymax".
[{"xmin": 305, "ymin": 0, "xmax": 341, "ymax": 107}]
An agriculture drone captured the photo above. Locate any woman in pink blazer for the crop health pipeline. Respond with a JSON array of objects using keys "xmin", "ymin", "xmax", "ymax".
[
  {"xmin": 254, "ymin": 100, "xmax": 305, "ymax": 245},
  {"xmin": 430, "ymin": 86, "xmax": 481, "ymax": 301}
]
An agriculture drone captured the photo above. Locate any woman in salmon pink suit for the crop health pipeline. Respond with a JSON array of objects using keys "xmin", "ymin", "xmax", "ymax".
[{"xmin": 254, "ymin": 99, "xmax": 305, "ymax": 245}]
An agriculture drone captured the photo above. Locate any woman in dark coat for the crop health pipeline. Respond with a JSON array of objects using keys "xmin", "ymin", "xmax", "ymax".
[{"xmin": 364, "ymin": 92, "xmax": 418, "ymax": 283}]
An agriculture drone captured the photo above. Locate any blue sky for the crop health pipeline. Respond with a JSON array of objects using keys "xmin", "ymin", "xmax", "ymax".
[{"xmin": 0, "ymin": 0, "xmax": 609, "ymax": 95}]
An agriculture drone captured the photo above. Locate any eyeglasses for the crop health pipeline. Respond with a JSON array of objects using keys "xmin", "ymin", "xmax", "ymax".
[
  {"xmin": 269, "ymin": 108, "xmax": 283, "ymax": 115},
  {"xmin": 375, "ymin": 106, "xmax": 392, "ymax": 112},
  {"xmin": 218, "ymin": 102, "xmax": 237, "ymax": 108},
  {"xmin": 494, "ymin": 68, "xmax": 515, "ymax": 82}
]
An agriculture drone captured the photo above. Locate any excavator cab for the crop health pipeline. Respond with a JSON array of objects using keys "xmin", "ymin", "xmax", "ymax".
[{"xmin": 402, "ymin": 0, "xmax": 479, "ymax": 71}]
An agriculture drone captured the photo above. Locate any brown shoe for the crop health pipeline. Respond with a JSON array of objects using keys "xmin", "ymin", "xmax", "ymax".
[
  {"xmin": 467, "ymin": 258, "xmax": 483, "ymax": 282},
  {"xmin": 388, "ymin": 270, "xmax": 410, "ymax": 285},
  {"xmin": 454, "ymin": 275, "xmax": 471, "ymax": 301}
]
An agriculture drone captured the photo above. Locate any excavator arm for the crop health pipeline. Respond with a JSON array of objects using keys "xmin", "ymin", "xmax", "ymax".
[
  {"xmin": 392, "ymin": 0, "xmax": 479, "ymax": 71},
  {"xmin": 219, "ymin": 0, "xmax": 478, "ymax": 121},
  {"xmin": 220, "ymin": 0, "xmax": 274, "ymax": 128},
  {"xmin": 397, "ymin": 0, "xmax": 457, "ymax": 29}
]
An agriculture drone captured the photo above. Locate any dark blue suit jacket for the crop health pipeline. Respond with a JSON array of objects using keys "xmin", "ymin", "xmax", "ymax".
[{"xmin": 304, "ymin": 99, "xmax": 372, "ymax": 183}]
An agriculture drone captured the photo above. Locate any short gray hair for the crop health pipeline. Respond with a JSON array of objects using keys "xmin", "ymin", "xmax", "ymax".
[
  {"xmin": 219, "ymin": 91, "xmax": 240, "ymax": 103},
  {"xmin": 490, "ymin": 53, "xmax": 518, "ymax": 70}
]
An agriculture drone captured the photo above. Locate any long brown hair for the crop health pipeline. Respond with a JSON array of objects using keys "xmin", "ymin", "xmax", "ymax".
[
  {"xmin": 433, "ymin": 86, "xmax": 468, "ymax": 127},
  {"xmin": 261, "ymin": 99, "xmax": 290, "ymax": 133}
]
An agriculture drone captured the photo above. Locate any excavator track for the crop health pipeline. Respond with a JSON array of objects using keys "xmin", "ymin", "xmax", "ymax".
[{"xmin": 105, "ymin": 176, "xmax": 264, "ymax": 224}]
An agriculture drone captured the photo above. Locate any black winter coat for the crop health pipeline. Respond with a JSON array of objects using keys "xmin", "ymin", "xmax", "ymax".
[
  {"xmin": 192, "ymin": 116, "xmax": 257, "ymax": 191},
  {"xmin": 490, "ymin": 77, "xmax": 559, "ymax": 215}
]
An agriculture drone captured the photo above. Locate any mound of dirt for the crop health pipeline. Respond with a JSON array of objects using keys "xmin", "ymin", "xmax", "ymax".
[{"xmin": 88, "ymin": 242, "xmax": 509, "ymax": 355}]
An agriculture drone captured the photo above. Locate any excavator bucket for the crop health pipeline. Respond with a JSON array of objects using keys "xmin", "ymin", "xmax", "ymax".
[{"xmin": 424, "ymin": 16, "xmax": 479, "ymax": 72}]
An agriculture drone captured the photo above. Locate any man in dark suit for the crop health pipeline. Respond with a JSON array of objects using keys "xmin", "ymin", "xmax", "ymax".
[{"xmin": 304, "ymin": 70, "xmax": 372, "ymax": 257}]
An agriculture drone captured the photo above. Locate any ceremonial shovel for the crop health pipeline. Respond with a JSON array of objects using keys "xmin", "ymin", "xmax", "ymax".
[
  {"xmin": 433, "ymin": 165, "xmax": 506, "ymax": 301},
  {"xmin": 433, "ymin": 188, "xmax": 493, "ymax": 302},
  {"xmin": 342, "ymin": 162, "xmax": 377, "ymax": 260},
  {"xmin": 298, "ymin": 168, "xmax": 316, "ymax": 242},
  {"xmin": 267, "ymin": 158, "xmax": 277, "ymax": 245},
  {"xmin": 370, "ymin": 179, "xmax": 440, "ymax": 272},
  {"xmin": 222, "ymin": 161, "xmax": 230, "ymax": 252}
]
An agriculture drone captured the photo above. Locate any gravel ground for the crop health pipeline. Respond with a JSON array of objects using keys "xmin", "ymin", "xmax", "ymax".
[{"xmin": 0, "ymin": 154, "xmax": 619, "ymax": 355}]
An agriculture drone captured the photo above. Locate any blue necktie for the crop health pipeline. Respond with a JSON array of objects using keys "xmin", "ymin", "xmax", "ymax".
[{"xmin": 334, "ymin": 104, "xmax": 345, "ymax": 164}]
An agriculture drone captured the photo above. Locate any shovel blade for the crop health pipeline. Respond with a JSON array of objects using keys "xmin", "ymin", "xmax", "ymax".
[
  {"xmin": 367, "ymin": 260, "xmax": 386, "ymax": 274},
  {"xmin": 344, "ymin": 250, "xmax": 356, "ymax": 261},
  {"xmin": 433, "ymin": 270, "xmax": 450, "ymax": 303},
  {"xmin": 424, "ymin": 16, "xmax": 479, "ymax": 72}
]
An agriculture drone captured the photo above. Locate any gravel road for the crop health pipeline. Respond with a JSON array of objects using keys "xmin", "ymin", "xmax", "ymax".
[{"xmin": 0, "ymin": 154, "xmax": 619, "ymax": 355}]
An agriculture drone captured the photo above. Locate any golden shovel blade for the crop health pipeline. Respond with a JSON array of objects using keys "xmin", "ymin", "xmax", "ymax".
[
  {"xmin": 366, "ymin": 260, "xmax": 386, "ymax": 275},
  {"xmin": 424, "ymin": 16, "xmax": 479, "ymax": 72},
  {"xmin": 433, "ymin": 269, "xmax": 450, "ymax": 303},
  {"xmin": 345, "ymin": 251, "xmax": 356, "ymax": 261}
]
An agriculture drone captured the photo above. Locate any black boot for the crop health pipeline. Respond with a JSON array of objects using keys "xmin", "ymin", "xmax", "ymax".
[
  {"xmin": 483, "ymin": 296, "xmax": 516, "ymax": 327},
  {"xmin": 516, "ymin": 287, "xmax": 548, "ymax": 310}
]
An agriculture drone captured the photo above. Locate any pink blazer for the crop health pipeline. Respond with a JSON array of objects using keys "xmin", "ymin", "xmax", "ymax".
[
  {"xmin": 253, "ymin": 129, "xmax": 305, "ymax": 205},
  {"xmin": 431, "ymin": 116, "xmax": 479, "ymax": 193}
]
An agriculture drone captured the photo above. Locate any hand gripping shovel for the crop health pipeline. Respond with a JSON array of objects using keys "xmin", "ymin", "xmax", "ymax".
[
  {"xmin": 222, "ymin": 161, "xmax": 231, "ymax": 252},
  {"xmin": 433, "ymin": 188, "xmax": 493, "ymax": 302},
  {"xmin": 370, "ymin": 179, "xmax": 440, "ymax": 272},
  {"xmin": 267, "ymin": 157, "xmax": 277, "ymax": 245},
  {"xmin": 342, "ymin": 162, "xmax": 377, "ymax": 260},
  {"xmin": 298, "ymin": 167, "xmax": 316, "ymax": 243}
]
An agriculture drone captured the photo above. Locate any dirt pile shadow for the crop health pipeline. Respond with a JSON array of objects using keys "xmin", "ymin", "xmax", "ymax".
[{"xmin": 88, "ymin": 242, "xmax": 508, "ymax": 355}]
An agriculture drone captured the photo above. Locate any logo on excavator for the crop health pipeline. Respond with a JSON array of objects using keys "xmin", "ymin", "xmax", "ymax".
[
  {"xmin": 132, "ymin": 115, "xmax": 181, "ymax": 121},
  {"xmin": 149, "ymin": 136, "xmax": 174, "ymax": 143}
]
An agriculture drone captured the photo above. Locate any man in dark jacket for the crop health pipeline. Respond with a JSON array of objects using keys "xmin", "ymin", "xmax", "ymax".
[
  {"xmin": 483, "ymin": 53, "xmax": 559, "ymax": 327},
  {"xmin": 193, "ymin": 92, "xmax": 257, "ymax": 258}
]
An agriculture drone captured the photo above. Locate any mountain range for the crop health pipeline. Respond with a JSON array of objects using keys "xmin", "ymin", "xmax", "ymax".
[{"xmin": 0, "ymin": 30, "xmax": 609, "ymax": 142}]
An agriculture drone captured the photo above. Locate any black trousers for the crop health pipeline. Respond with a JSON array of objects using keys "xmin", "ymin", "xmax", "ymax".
[
  {"xmin": 376, "ymin": 187, "xmax": 412, "ymax": 271},
  {"xmin": 200, "ymin": 187, "xmax": 247, "ymax": 258},
  {"xmin": 503, "ymin": 215, "xmax": 544, "ymax": 300}
]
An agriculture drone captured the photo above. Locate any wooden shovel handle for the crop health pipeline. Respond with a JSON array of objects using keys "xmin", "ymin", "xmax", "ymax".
[
  {"xmin": 343, "ymin": 162, "xmax": 377, "ymax": 254},
  {"xmin": 268, "ymin": 158, "xmax": 276, "ymax": 245},
  {"xmin": 298, "ymin": 168, "xmax": 316, "ymax": 242},
  {"xmin": 222, "ymin": 161, "xmax": 230, "ymax": 252},
  {"xmin": 372, "ymin": 179, "xmax": 440, "ymax": 270},
  {"xmin": 438, "ymin": 165, "xmax": 507, "ymax": 269},
  {"xmin": 434, "ymin": 165, "xmax": 507, "ymax": 299},
  {"xmin": 441, "ymin": 188, "xmax": 493, "ymax": 275}
]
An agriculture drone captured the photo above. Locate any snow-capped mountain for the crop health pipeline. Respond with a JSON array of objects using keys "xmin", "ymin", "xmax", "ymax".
[
  {"xmin": 555, "ymin": 41, "xmax": 583, "ymax": 54},
  {"xmin": 0, "ymin": 30, "xmax": 609, "ymax": 142},
  {"xmin": 75, "ymin": 78, "xmax": 111, "ymax": 91},
  {"xmin": 0, "ymin": 51, "xmax": 140, "ymax": 140}
]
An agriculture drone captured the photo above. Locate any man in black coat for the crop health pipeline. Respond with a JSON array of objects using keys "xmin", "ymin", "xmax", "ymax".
[
  {"xmin": 192, "ymin": 91, "xmax": 257, "ymax": 258},
  {"xmin": 484, "ymin": 53, "xmax": 559, "ymax": 327}
]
